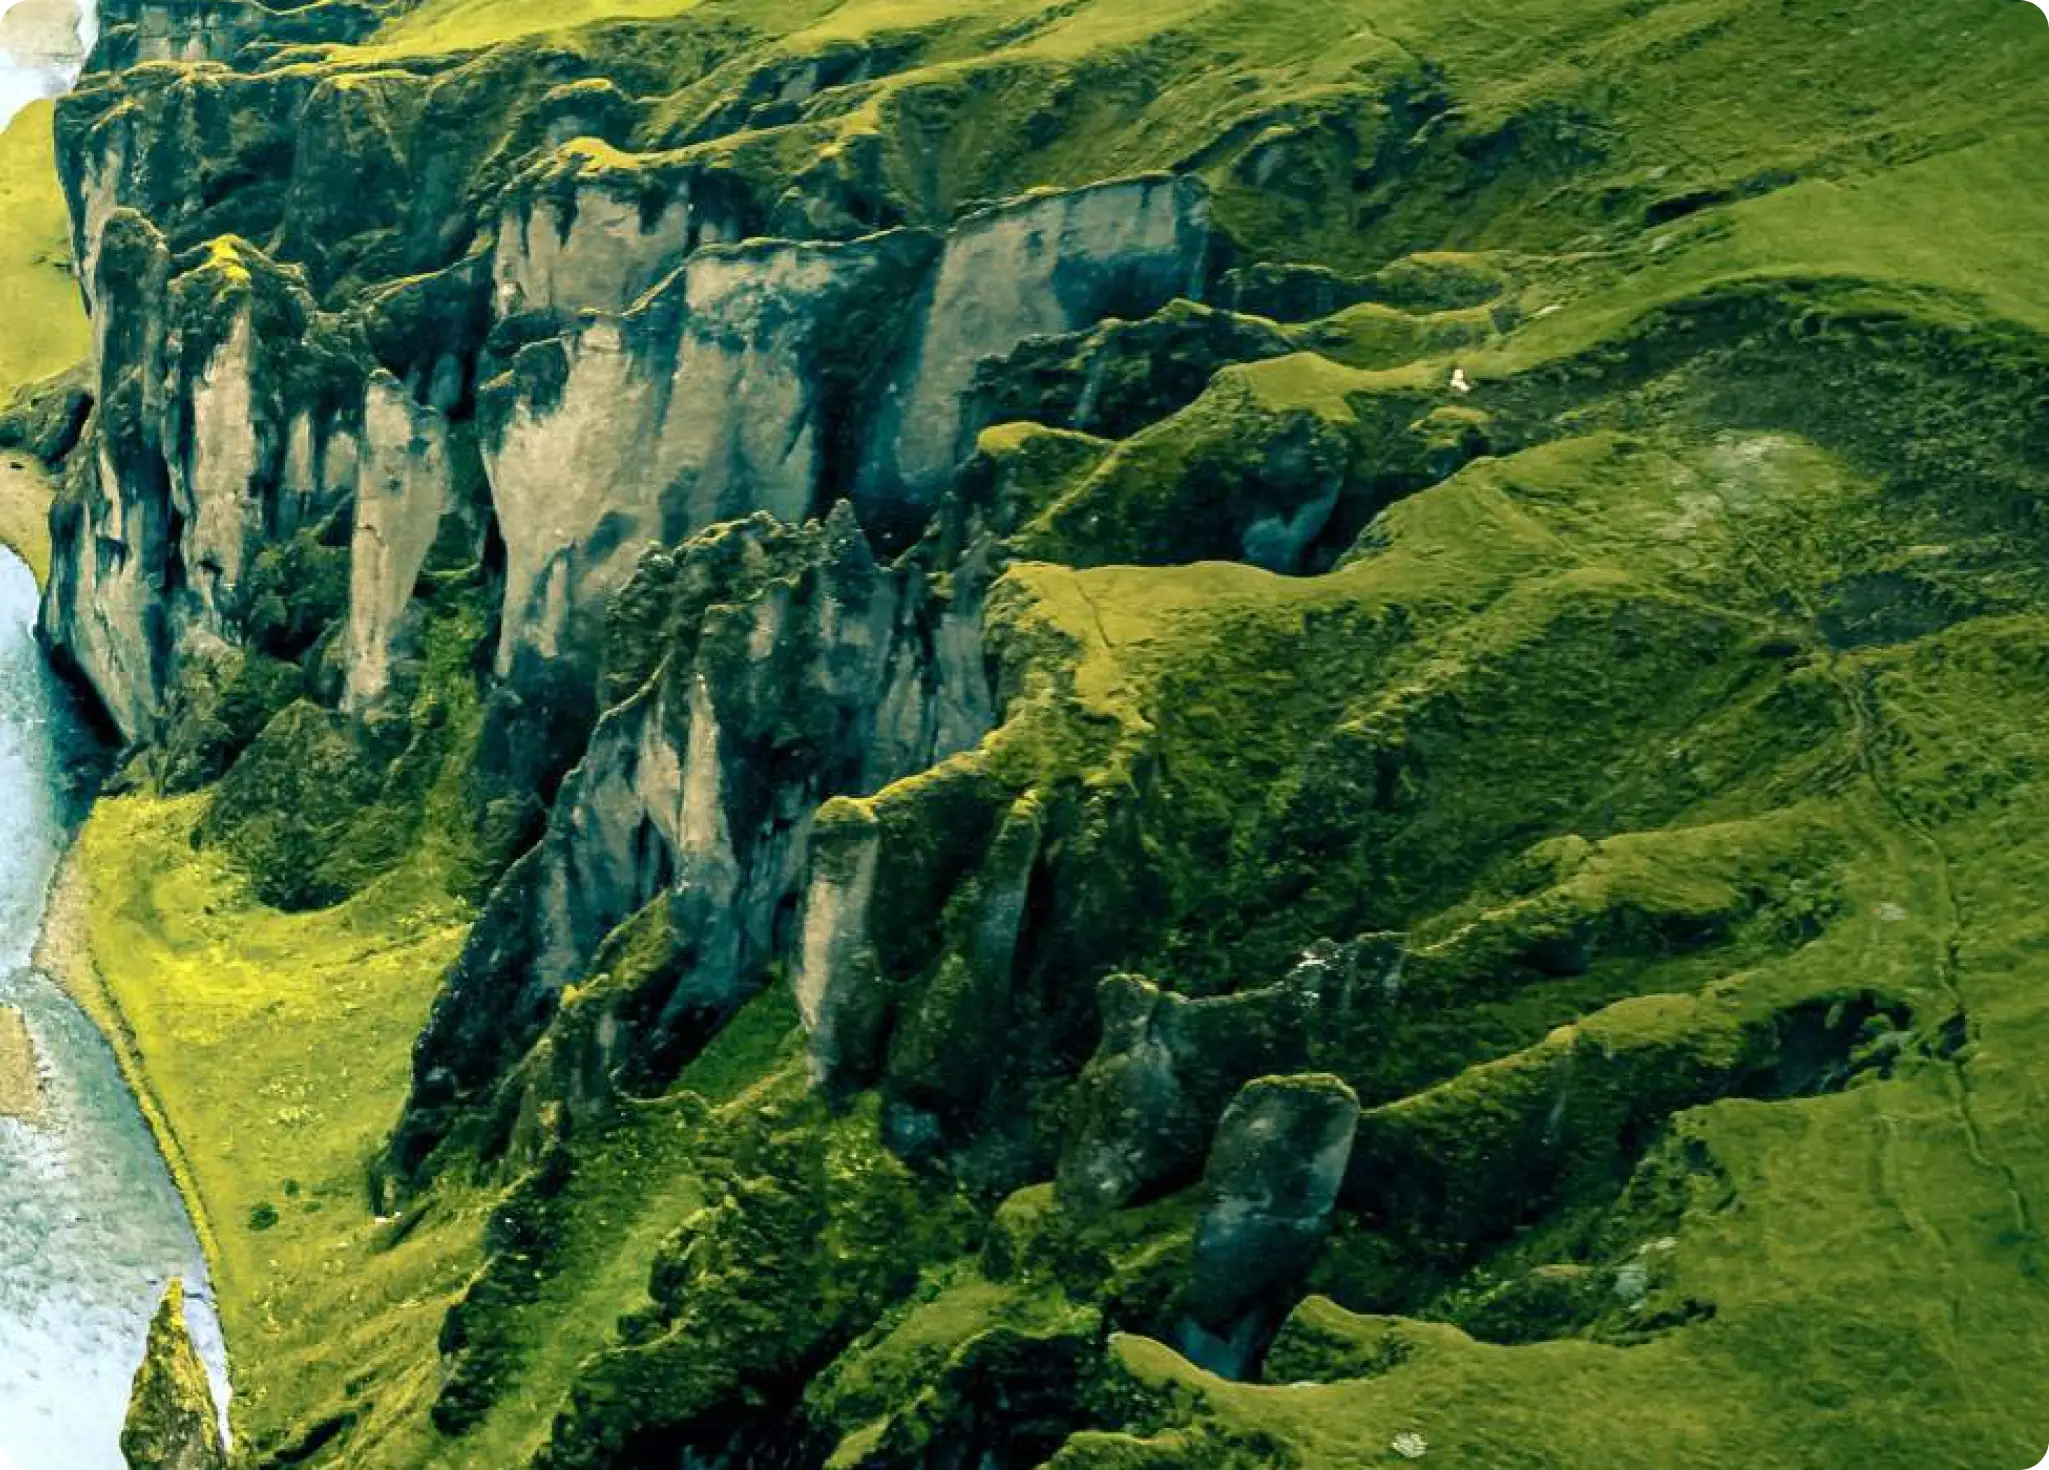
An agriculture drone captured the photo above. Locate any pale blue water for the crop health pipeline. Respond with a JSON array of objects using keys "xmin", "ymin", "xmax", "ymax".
[
  {"xmin": 0, "ymin": 0, "xmax": 92, "ymax": 123},
  {"xmin": 0, "ymin": 548, "xmax": 227, "ymax": 1468}
]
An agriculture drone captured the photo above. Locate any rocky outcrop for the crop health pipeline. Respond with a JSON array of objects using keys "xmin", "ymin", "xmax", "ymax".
[
  {"xmin": 361, "ymin": 170, "xmax": 1209, "ymax": 1163},
  {"xmin": 1056, "ymin": 972, "xmax": 1317, "ymax": 1214},
  {"xmin": 49, "ymin": 14, "xmax": 1220, "ymax": 1177},
  {"xmin": 969, "ymin": 298, "xmax": 1296, "ymax": 444},
  {"xmin": 44, "ymin": 210, "xmax": 173, "ymax": 741},
  {"xmin": 44, "ymin": 222, "xmax": 359, "ymax": 745},
  {"xmin": 394, "ymin": 504, "xmax": 998, "ymax": 1166},
  {"xmin": 482, "ymin": 231, "xmax": 937, "ymax": 695},
  {"xmin": 343, "ymin": 372, "xmax": 467, "ymax": 712},
  {"xmin": 793, "ymin": 792, "xmax": 885, "ymax": 1094},
  {"xmin": 121, "ymin": 1280, "xmax": 226, "ymax": 1470},
  {"xmin": 872, "ymin": 788, "xmax": 1046, "ymax": 1142},
  {"xmin": 93, "ymin": 0, "xmax": 379, "ymax": 75},
  {"xmin": 485, "ymin": 175, "xmax": 1208, "ymax": 702},
  {"xmin": 1182, "ymin": 1074, "xmax": 1359, "ymax": 1368},
  {"xmin": 491, "ymin": 147, "xmax": 745, "ymax": 322},
  {"xmin": 44, "ymin": 11, "xmax": 1216, "ymax": 791},
  {"xmin": 787, "ymin": 751, "xmax": 1009, "ymax": 1113},
  {"xmin": 853, "ymin": 175, "xmax": 1210, "ymax": 527}
]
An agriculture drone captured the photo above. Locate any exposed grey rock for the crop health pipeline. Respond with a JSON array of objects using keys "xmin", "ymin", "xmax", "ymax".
[
  {"xmin": 795, "ymin": 796, "xmax": 885, "ymax": 1092},
  {"xmin": 165, "ymin": 305, "xmax": 264, "ymax": 644},
  {"xmin": 1186, "ymin": 1073, "xmax": 1359, "ymax": 1337},
  {"xmin": 44, "ymin": 208, "xmax": 175, "ymax": 742},
  {"xmin": 1056, "ymin": 972, "xmax": 1316, "ymax": 1214},
  {"xmin": 130, "ymin": 0, "xmax": 257, "ymax": 64},
  {"xmin": 51, "ymin": 82, "xmax": 1213, "ymax": 1186},
  {"xmin": 482, "ymin": 231, "xmax": 936, "ymax": 695},
  {"xmin": 880, "ymin": 791, "xmax": 1045, "ymax": 1121},
  {"xmin": 44, "ymin": 223, "xmax": 356, "ymax": 744},
  {"xmin": 343, "ymin": 373, "xmax": 460, "ymax": 713},
  {"xmin": 493, "ymin": 185, "xmax": 698, "ymax": 320},
  {"xmin": 853, "ymin": 174, "xmax": 1210, "ymax": 524},
  {"xmin": 492, "ymin": 153, "xmax": 741, "ymax": 321},
  {"xmin": 398, "ymin": 507, "xmax": 995, "ymax": 1151},
  {"xmin": 103, "ymin": 0, "xmax": 378, "ymax": 68},
  {"xmin": 0, "ymin": 362, "xmax": 92, "ymax": 462}
]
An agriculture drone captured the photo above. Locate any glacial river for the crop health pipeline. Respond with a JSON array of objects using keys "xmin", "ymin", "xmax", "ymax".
[
  {"xmin": 0, "ymin": 0, "xmax": 233, "ymax": 1458},
  {"xmin": 0, "ymin": 548, "xmax": 226, "ymax": 1468}
]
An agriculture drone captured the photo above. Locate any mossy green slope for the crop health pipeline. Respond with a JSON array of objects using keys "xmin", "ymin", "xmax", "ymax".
[
  {"xmin": 1004, "ymin": 434, "xmax": 2049, "ymax": 1464},
  {"xmin": 73, "ymin": 795, "xmax": 487, "ymax": 1454},
  {"xmin": 41, "ymin": 0, "xmax": 2049, "ymax": 1466},
  {"xmin": 0, "ymin": 98, "xmax": 85, "ymax": 578},
  {"xmin": 0, "ymin": 100, "xmax": 84, "ymax": 391}
]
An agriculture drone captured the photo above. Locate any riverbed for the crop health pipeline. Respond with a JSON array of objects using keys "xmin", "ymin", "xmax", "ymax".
[
  {"xmin": 0, "ymin": 547, "xmax": 227, "ymax": 1468},
  {"xmin": 0, "ymin": 0, "xmax": 92, "ymax": 120}
]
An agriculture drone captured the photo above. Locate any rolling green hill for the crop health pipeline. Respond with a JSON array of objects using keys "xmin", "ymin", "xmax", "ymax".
[{"xmin": 34, "ymin": 0, "xmax": 2049, "ymax": 1465}]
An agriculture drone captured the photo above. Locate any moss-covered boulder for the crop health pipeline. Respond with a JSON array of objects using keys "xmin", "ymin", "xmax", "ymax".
[
  {"xmin": 1057, "ymin": 971, "xmax": 1316, "ymax": 1214},
  {"xmin": 1184, "ymin": 1073, "xmax": 1359, "ymax": 1358}
]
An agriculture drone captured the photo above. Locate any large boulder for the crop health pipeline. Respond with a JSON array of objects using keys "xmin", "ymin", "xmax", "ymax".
[
  {"xmin": 1056, "ymin": 972, "xmax": 1316, "ymax": 1214},
  {"xmin": 1183, "ymin": 1073, "xmax": 1359, "ymax": 1368}
]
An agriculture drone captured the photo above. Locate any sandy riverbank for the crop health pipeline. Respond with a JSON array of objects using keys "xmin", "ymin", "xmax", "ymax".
[
  {"xmin": 33, "ymin": 850, "xmax": 225, "ymax": 1274},
  {"xmin": 0, "ymin": 1006, "xmax": 41, "ymax": 1122}
]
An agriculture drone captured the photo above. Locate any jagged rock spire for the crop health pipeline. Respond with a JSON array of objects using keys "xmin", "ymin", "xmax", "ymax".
[{"xmin": 121, "ymin": 1280, "xmax": 225, "ymax": 1470}]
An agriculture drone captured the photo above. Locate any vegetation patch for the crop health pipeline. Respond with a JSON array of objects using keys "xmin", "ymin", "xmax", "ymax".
[{"xmin": 36, "ymin": 0, "xmax": 2049, "ymax": 1464}]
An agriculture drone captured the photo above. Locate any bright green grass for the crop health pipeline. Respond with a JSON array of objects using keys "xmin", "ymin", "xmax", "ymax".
[
  {"xmin": 1494, "ymin": 124, "xmax": 2049, "ymax": 370},
  {"xmin": 67, "ymin": 782, "xmax": 809, "ymax": 1469},
  {"xmin": 357, "ymin": 0, "xmax": 710, "ymax": 57},
  {"xmin": 341, "ymin": 0, "xmax": 2049, "ymax": 276},
  {"xmin": 0, "ymin": 101, "xmax": 83, "ymax": 393},
  {"xmin": 0, "ymin": 99, "xmax": 84, "ymax": 577},
  {"xmin": 71, "ymin": 795, "xmax": 490, "ymax": 1451},
  {"xmin": 993, "ymin": 432, "xmax": 2049, "ymax": 1465},
  {"xmin": 392, "ymin": 991, "xmax": 802, "ymax": 1470},
  {"xmin": 1104, "ymin": 731, "xmax": 2049, "ymax": 1461}
]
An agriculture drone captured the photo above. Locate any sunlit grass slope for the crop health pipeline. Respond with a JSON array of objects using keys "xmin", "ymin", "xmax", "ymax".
[
  {"xmin": 1021, "ymin": 429, "xmax": 2049, "ymax": 1466},
  {"xmin": 68, "ymin": 796, "xmax": 487, "ymax": 1449},
  {"xmin": 0, "ymin": 99, "xmax": 82, "ymax": 578},
  {"xmin": 0, "ymin": 100, "xmax": 82, "ymax": 391}
]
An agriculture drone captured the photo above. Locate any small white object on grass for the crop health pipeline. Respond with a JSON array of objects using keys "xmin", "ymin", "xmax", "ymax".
[
  {"xmin": 1392, "ymin": 1430, "xmax": 1429, "ymax": 1459},
  {"xmin": 1449, "ymin": 367, "xmax": 1472, "ymax": 394}
]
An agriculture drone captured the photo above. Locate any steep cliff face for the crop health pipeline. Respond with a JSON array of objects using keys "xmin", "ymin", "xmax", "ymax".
[
  {"xmin": 44, "ymin": 219, "xmax": 363, "ymax": 751},
  {"xmin": 396, "ymin": 501, "xmax": 1001, "ymax": 1167},
  {"xmin": 30, "ymin": 0, "xmax": 2049, "ymax": 1466},
  {"xmin": 344, "ymin": 370, "xmax": 474, "ymax": 713}
]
